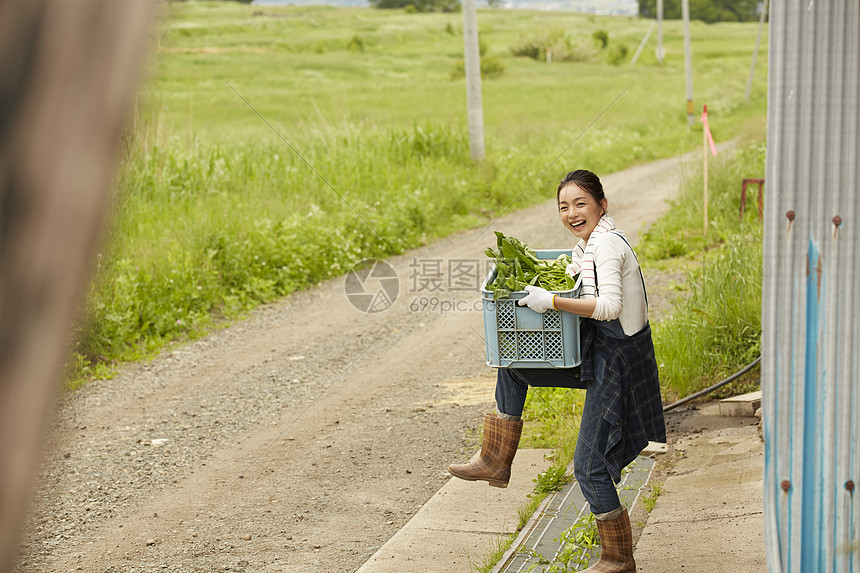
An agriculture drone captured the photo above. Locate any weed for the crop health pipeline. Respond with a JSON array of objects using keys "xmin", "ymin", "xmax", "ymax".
[
  {"xmin": 532, "ymin": 465, "xmax": 573, "ymax": 496},
  {"xmin": 471, "ymin": 531, "xmax": 516, "ymax": 573},
  {"xmin": 643, "ymin": 482, "xmax": 663, "ymax": 513},
  {"xmin": 517, "ymin": 494, "xmax": 545, "ymax": 529},
  {"xmin": 528, "ymin": 512, "xmax": 599, "ymax": 572}
]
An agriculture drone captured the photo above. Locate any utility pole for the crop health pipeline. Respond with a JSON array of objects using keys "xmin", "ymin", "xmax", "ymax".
[
  {"xmin": 656, "ymin": 0, "xmax": 664, "ymax": 63},
  {"xmin": 462, "ymin": 0, "xmax": 485, "ymax": 161},
  {"xmin": 681, "ymin": 0, "xmax": 694, "ymax": 127},
  {"xmin": 745, "ymin": 0, "xmax": 768, "ymax": 100}
]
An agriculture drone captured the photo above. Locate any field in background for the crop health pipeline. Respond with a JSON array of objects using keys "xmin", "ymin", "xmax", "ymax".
[{"xmin": 75, "ymin": 1, "xmax": 768, "ymax": 385}]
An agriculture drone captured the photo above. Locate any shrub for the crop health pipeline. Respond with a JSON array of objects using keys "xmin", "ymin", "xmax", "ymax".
[
  {"xmin": 451, "ymin": 42, "xmax": 506, "ymax": 80},
  {"xmin": 592, "ymin": 29, "xmax": 609, "ymax": 48},
  {"xmin": 606, "ymin": 43, "xmax": 629, "ymax": 65},
  {"xmin": 450, "ymin": 54, "xmax": 506, "ymax": 80},
  {"xmin": 346, "ymin": 35, "xmax": 365, "ymax": 52},
  {"xmin": 479, "ymin": 55, "xmax": 506, "ymax": 78}
]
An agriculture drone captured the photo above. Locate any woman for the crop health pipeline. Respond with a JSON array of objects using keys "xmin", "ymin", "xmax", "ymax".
[{"xmin": 448, "ymin": 169, "xmax": 666, "ymax": 573}]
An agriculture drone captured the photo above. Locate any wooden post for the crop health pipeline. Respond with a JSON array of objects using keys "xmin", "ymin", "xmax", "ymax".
[
  {"xmin": 462, "ymin": 0, "xmax": 485, "ymax": 161},
  {"xmin": 682, "ymin": 0, "xmax": 694, "ymax": 127},
  {"xmin": 703, "ymin": 106, "xmax": 709, "ymax": 235}
]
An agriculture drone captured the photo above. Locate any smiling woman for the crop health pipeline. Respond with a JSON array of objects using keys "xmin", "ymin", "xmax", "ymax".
[
  {"xmin": 448, "ymin": 169, "xmax": 666, "ymax": 573},
  {"xmin": 558, "ymin": 169, "xmax": 607, "ymax": 240}
]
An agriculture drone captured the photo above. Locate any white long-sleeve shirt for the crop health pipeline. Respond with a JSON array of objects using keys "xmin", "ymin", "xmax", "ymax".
[{"xmin": 588, "ymin": 231, "xmax": 648, "ymax": 336}]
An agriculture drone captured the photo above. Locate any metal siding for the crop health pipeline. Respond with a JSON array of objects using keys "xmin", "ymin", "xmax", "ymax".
[{"xmin": 763, "ymin": 0, "xmax": 860, "ymax": 570}]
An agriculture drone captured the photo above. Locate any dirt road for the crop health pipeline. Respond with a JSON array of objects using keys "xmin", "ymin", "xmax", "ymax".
[{"xmin": 15, "ymin": 156, "xmax": 692, "ymax": 572}]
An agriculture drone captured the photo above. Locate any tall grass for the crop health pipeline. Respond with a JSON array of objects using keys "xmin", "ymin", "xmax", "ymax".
[
  {"xmin": 519, "ymin": 386, "xmax": 584, "ymax": 482},
  {"xmin": 653, "ymin": 229, "xmax": 762, "ymax": 399},
  {"xmin": 77, "ymin": 123, "xmax": 548, "ymax": 374},
  {"xmin": 646, "ymin": 139, "xmax": 766, "ymax": 399}
]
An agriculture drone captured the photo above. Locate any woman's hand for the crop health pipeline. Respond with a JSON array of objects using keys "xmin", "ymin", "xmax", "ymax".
[{"xmin": 517, "ymin": 285, "xmax": 555, "ymax": 313}]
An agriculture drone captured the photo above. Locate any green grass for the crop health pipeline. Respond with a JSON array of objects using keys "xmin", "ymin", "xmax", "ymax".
[
  {"xmin": 472, "ymin": 532, "xmax": 516, "ymax": 573},
  {"xmin": 72, "ymin": 1, "xmax": 769, "ymax": 384}
]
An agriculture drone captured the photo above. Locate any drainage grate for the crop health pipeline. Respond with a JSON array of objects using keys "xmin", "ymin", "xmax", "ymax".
[{"xmin": 493, "ymin": 455, "xmax": 656, "ymax": 573}]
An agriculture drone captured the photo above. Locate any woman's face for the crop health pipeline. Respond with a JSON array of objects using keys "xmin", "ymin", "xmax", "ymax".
[{"xmin": 558, "ymin": 184, "xmax": 608, "ymax": 240}]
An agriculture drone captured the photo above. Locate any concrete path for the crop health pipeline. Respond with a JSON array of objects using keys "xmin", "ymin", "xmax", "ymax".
[
  {"xmin": 635, "ymin": 402, "xmax": 766, "ymax": 572},
  {"xmin": 356, "ymin": 450, "xmax": 554, "ymax": 573}
]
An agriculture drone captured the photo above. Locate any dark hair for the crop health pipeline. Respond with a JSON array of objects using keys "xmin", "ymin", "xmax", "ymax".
[{"xmin": 557, "ymin": 169, "xmax": 605, "ymax": 204}]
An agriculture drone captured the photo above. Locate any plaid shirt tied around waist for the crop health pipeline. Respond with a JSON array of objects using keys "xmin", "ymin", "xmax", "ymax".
[{"xmin": 580, "ymin": 318, "xmax": 667, "ymax": 483}]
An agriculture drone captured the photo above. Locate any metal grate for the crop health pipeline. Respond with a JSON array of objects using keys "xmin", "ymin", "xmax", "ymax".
[{"xmin": 494, "ymin": 456, "xmax": 656, "ymax": 573}]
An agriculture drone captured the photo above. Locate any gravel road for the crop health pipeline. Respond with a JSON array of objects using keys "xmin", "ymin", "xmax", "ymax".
[{"xmin": 14, "ymin": 156, "xmax": 692, "ymax": 573}]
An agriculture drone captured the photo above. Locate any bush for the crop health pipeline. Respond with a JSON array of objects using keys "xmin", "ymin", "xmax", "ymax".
[
  {"xmin": 450, "ymin": 54, "xmax": 506, "ymax": 80},
  {"xmin": 346, "ymin": 35, "xmax": 365, "ymax": 53},
  {"xmin": 592, "ymin": 29, "xmax": 609, "ymax": 48},
  {"xmin": 451, "ymin": 42, "xmax": 506, "ymax": 80},
  {"xmin": 606, "ymin": 43, "xmax": 629, "ymax": 65},
  {"xmin": 479, "ymin": 55, "xmax": 506, "ymax": 78}
]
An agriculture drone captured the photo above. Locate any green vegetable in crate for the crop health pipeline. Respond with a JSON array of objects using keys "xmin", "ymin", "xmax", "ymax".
[{"xmin": 485, "ymin": 232, "xmax": 578, "ymax": 299}]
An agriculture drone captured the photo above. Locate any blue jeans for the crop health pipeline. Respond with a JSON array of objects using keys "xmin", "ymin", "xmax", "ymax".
[{"xmin": 495, "ymin": 366, "xmax": 621, "ymax": 515}]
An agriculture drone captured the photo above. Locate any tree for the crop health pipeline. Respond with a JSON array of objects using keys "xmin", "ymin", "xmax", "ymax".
[
  {"xmin": 638, "ymin": 0, "xmax": 760, "ymax": 22},
  {"xmin": 370, "ymin": 0, "xmax": 461, "ymax": 12}
]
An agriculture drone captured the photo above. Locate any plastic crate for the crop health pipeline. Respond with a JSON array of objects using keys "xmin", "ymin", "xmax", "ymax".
[{"xmin": 481, "ymin": 249, "xmax": 581, "ymax": 368}]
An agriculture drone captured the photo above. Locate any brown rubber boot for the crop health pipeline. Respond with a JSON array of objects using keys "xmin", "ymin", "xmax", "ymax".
[
  {"xmin": 447, "ymin": 413, "xmax": 523, "ymax": 488},
  {"xmin": 582, "ymin": 507, "xmax": 636, "ymax": 573}
]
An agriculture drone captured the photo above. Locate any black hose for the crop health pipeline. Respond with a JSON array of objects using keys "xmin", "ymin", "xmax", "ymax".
[{"xmin": 662, "ymin": 356, "xmax": 762, "ymax": 413}]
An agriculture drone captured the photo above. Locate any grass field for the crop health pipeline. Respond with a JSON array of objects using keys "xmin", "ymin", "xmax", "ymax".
[
  {"xmin": 145, "ymin": 3, "xmax": 767, "ymax": 140},
  {"xmin": 74, "ymin": 1, "xmax": 769, "ymax": 384}
]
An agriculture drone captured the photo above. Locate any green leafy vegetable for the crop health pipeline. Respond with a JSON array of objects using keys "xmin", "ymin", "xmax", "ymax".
[{"xmin": 485, "ymin": 231, "xmax": 578, "ymax": 299}]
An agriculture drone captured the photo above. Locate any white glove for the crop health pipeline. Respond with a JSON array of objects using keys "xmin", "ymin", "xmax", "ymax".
[{"xmin": 517, "ymin": 285, "xmax": 555, "ymax": 313}]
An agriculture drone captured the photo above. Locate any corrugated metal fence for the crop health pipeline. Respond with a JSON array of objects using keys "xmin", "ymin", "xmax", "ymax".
[{"xmin": 762, "ymin": 0, "xmax": 860, "ymax": 571}]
